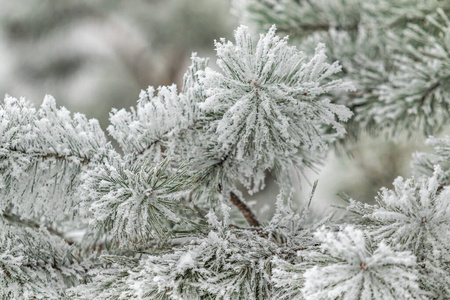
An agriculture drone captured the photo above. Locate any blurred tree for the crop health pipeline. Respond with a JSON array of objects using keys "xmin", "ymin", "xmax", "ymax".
[{"xmin": 0, "ymin": 0, "xmax": 236, "ymax": 129}]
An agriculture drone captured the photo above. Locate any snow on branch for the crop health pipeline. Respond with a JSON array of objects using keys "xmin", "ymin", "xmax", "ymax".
[
  {"xmin": 348, "ymin": 167, "xmax": 450, "ymax": 297},
  {"xmin": 372, "ymin": 10, "xmax": 450, "ymax": 135},
  {"xmin": 0, "ymin": 219, "xmax": 87, "ymax": 299},
  {"xmin": 199, "ymin": 25, "xmax": 354, "ymax": 192},
  {"xmin": 0, "ymin": 95, "xmax": 111, "ymax": 222},
  {"xmin": 300, "ymin": 226, "xmax": 420, "ymax": 300},
  {"xmin": 79, "ymin": 157, "xmax": 198, "ymax": 247}
]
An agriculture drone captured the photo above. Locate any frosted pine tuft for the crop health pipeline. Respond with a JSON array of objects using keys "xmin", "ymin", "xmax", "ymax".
[
  {"xmin": 199, "ymin": 25, "xmax": 354, "ymax": 192},
  {"xmin": 79, "ymin": 157, "xmax": 195, "ymax": 247},
  {"xmin": 413, "ymin": 135, "xmax": 450, "ymax": 185},
  {"xmin": 0, "ymin": 95, "xmax": 110, "ymax": 222},
  {"xmin": 368, "ymin": 167, "xmax": 450, "ymax": 258},
  {"xmin": 301, "ymin": 226, "xmax": 421, "ymax": 300},
  {"xmin": 348, "ymin": 166, "xmax": 450, "ymax": 297},
  {"xmin": 108, "ymin": 84, "xmax": 196, "ymax": 161},
  {"xmin": 0, "ymin": 219, "xmax": 86, "ymax": 299}
]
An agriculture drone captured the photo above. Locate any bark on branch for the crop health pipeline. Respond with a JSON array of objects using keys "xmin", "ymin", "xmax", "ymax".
[{"xmin": 229, "ymin": 192, "xmax": 260, "ymax": 227}]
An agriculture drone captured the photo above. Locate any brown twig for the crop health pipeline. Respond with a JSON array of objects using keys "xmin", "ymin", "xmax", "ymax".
[
  {"xmin": 229, "ymin": 192, "xmax": 261, "ymax": 227},
  {"xmin": 1, "ymin": 265, "xmax": 11, "ymax": 278}
]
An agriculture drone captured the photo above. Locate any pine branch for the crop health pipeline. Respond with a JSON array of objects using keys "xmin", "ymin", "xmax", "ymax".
[
  {"xmin": 229, "ymin": 192, "xmax": 260, "ymax": 227},
  {"xmin": 133, "ymin": 121, "xmax": 199, "ymax": 158},
  {"xmin": 277, "ymin": 22, "xmax": 359, "ymax": 36},
  {"xmin": 7, "ymin": 146, "xmax": 91, "ymax": 165},
  {"xmin": 419, "ymin": 81, "xmax": 440, "ymax": 106},
  {"xmin": 2, "ymin": 212, "xmax": 75, "ymax": 245}
]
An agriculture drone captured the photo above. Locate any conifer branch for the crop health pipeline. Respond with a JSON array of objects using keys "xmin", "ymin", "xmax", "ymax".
[
  {"xmin": 4, "ymin": 4, "xmax": 450, "ymax": 297},
  {"xmin": 7, "ymin": 146, "xmax": 91, "ymax": 165},
  {"xmin": 277, "ymin": 22, "xmax": 359, "ymax": 36},
  {"xmin": 2, "ymin": 212, "xmax": 75, "ymax": 245},
  {"xmin": 229, "ymin": 191, "xmax": 261, "ymax": 227},
  {"xmin": 420, "ymin": 81, "xmax": 440, "ymax": 105}
]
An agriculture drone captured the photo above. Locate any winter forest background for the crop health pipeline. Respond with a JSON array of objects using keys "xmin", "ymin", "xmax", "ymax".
[{"xmin": 1, "ymin": 0, "xmax": 450, "ymax": 299}]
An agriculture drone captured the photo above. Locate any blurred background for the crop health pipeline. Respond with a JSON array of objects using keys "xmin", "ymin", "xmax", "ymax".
[
  {"xmin": 0, "ymin": 0, "xmax": 237, "ymax": 129},
  {"xmin": 0, "ymin": 0, "xmax": 428, "ymax": 218}
]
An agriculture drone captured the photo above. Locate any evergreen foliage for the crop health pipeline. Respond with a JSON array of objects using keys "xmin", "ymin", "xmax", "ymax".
[
  {"xmin": 0, "ymin": 95, "xmax": 110, "ymax": 222},
  {"xmin": 199, "ymin": 25, "xmax": 353, "ymax": 192},
  {"xmin": 347, "ymin": 167, "xmax": 450, "ymax": 297},
  {"xmin": 414, "ymin": 135, "xmax": 450, "ymax": 185},
  {"xmin": 0, "ymin": 219, "xmax": 87, "ymax": 299},
  {"xmin": 301, "ymin": 227, "xmax": 420, "ymax": 300},
  {"xmin": 1, "ymin": 1, "xmax": 450, "ymax": 299},
  {"xmin": 236, "ymin": 0, "xmax": 450, "ymax": 138}
]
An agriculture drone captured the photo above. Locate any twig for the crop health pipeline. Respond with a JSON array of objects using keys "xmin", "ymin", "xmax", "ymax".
[
  {"xmin": 229, "ymin": 192, "xmax": 261, "ymax": 227},
  {"xmin": 2, "ymin": 212, "xmax": 75, "ymax": 245},
  {"xmin": 134, "ymin": 122, "xmax": 199, "ymax": 158},
  {"xmin": 419, "ymin": 81, "xmax": 440, "ymax": 106},
  {"xmin": 277, "ymin": 22, "xmax": 359, "ymax": 37},
  {"xmin": 6, "ymin": 147, "xmax": 90, "ymax": 165}
]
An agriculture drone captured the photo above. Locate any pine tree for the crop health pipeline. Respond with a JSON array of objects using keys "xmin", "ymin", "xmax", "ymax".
[{"xmin": 1, "ymin": 1, "xmax": 450, "ymax": 299}]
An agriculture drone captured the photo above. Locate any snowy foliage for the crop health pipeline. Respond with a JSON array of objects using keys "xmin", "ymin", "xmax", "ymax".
[
  {"xmin": 80, "ymin": 158, "xmax": 196, "ymax": 247},
  {"xmin": 69, "ymin": 209, "xmax": 278, "ymax": 300},
  {"xmin": 2, "ymin": 3, "xmax": 450, "ymax": 298},
  {"xmin": 301, "ymin": 227, "xmax": 420, "ymax": 300},
  {"xmin": 413, "ymin": 135, "xmax": 450, "ymax": 185},
  {"xmin": 0, "ymin": 95, "xmax": 110, "ymax": 222},
  {"xmin": 199, "ymin": 25, "xmax": 353, "ymax": 192},
  {"xmin": 348, "ymin": 167, "xmax": 450, "ymax": 297},
  {"xmin": 234, "ymin": 0, "xmax": 363, "ymax": 40},
  {"xmin": 349, "ymin": 168, "xmax": 450, "ymax": 260},
  {"xmin": 236, "ymin": 0, "xmax": 450, "ymax": 139},
  {"xmin": 373, "ymin": 9, "xmax": 450, "ymax": 135},
  {"xmin": 69, "ymin": 194, "xmax": 327, "ymax": 300},
  {"xmin": 109, "ymin": 85, "xmax": 185, "ymax": 156},
  {"xmin": 108, "ymin": 83, "xmax": 203, "ymax": 163},
  {"xmin": 0, "ymin": 219, "xmax": 87, "ymax": 299}
]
